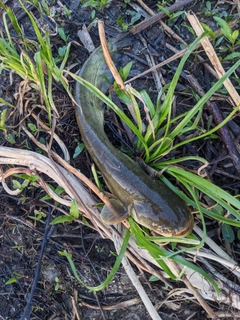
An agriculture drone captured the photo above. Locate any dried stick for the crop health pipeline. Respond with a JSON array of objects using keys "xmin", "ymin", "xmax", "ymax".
[
  {"xmin": 193, "ymin": 226, "xmax": 240, "ymax": 275},
  {"xmin": 80, "ymin": 298, "xmax": 141, "ymax": 310},
  {"xmin": 138, "ymin": 33, "xmax": 164, "ymax": 92},
  {"xmin": 165, "ymin": 260, "xmax": 217, "ymax": 319},
  {"xmin": 126, "ymin": 4, "xmax": 238, "ymax": 85},
  {"xmin": 135, "ymin": 0, "xmax": 218, "ymax": 79},
  {"xmin": 98, "ymin": 20, "xmax": 125, "ymax": 90},
  {"xmin": 30, "ymin": 112, "xmax": 70, "ymax": 161},
  {"xmin": 187, "ymin": 11, "xmax": 240, "ymax": 106},
  {"xmin": 21, "ymin": 124, "xmax": 126, "ymax": 222},
  {"xmin": 130, "ymin": 0, "xmax": 194, "ymax": 35},
  {"xmin": 97, "ymin": 20, "xmax": 140, "ymax": 125},
  {"xmin": 0, "ymin": 144, "xmax": 168, "ymax": 286},
  {"xmin": 124, "ymin": 49, "xmax": 187, "ymax": 84},
  {"xmin": 185, "ymin": 250, "xmax": 240, "ymax": 279}
]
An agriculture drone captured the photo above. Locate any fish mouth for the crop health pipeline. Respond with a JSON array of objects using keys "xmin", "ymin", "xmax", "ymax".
[
  {"xmin": 173, "ymin": 214, "xmax": 194, "ymax": 237},
  {"xmin": 155, "ymin": 214, "xmax": 194, "ymax": 237}
]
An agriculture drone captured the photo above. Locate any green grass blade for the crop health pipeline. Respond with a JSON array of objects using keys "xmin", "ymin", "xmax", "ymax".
[
  {"xmin": 169, "ymin": 59, "xmax": 240, "ymax": 139},
  {"xmin": 125, "ymin": 86, "xmax": 144, "ymax": 134},
  {"xmin": 173, "ymin": 105, "xmax": 240, "ymax": 149},
  {"xmin": 160, "ymin": 174, "xmax": 240, "ymax": 227},
  {"xmin": 59, "ymin": 42, "xmax": 72, "ymax": 72},
  {"xmin": 153, "ymin": 156, "xmax": 208, "ymax": 166},
  {"xmin": 129, "ymin": 217, "xmax": 176, "ymax": 279},
  {"xmin": 3, "ymin": 12, "xmax": 14, "ymax": 49},
  {"xmin": 154, "ymin": 33, "xmax": 207, "ymax": 131},
  {"xmin": 35, "ymin": 51, "xmax": 51, "ymax": 121},
  {"xmin": 129, "ymin": 217, "xmax": 219, "ymax": 294},
  {"xmin": 168, "ymin": 167, "xmax": 240, "ymax": 218},
  {"xmin": 6, "ymin": 6, "xmax": 22, "ymax": 35},
  {"xmin": 0, "ymin": 36, "xmax": 19, "ymax": 58},
  {"xmin": 60, "ymin": 229, "xmax": 130, "ymax": 292},
  {"xmin": 19, "ymin": 0, "xmax": 46, "ymax": 51}
]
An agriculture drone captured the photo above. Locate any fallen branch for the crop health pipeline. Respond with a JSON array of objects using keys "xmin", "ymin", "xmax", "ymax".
[{"xmin": 130, "ymin": 0, "xmax": 194, "ymax": 35}]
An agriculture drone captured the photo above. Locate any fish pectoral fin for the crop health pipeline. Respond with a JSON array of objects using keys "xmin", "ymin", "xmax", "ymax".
[{"xmin": 100, "ymin": 199, "xmax": 129, "ymax": 225}]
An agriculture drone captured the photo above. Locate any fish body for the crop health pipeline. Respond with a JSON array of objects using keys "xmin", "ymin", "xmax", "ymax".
[{"xmin": 75, "ymin": 35, "xmax": 194, "ymax": 237}]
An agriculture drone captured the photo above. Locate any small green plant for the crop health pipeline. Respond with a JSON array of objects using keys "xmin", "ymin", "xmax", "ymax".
[
  {"xmin": 11, "ymin": 173, "xmax": 39, "ymax": 194},
  {"xmin": 116, "ymin": 10, "xmax": 141, "ymax": 31},
  {"xmin": 29, "ymin": 209, "xmax": 47, "ymax": 222},
  {"xmin": 9, "ymin": 172, "xmax": 39, "ymax": 194},
  {"xmin": 157, "ymin": 3, "xmax": 184, "ymax": 25},
  {"xmin": 203, "ymin": 1, "xmax": 218, "ymax": 17},
  {"xmin": 81, "ymin": 0, "xmax": 112, "ymax": 18},
  {"xmin": 221, "ymin": 224, "xmax": 235, "ymax": 243},
  {"xmin": 213, "ymin": 16, "xmax": 240, "ymax": 63},
  {"xmin": 54, "ymin": 277, "xmax": 60, "ymax": 291},
  {"xmin": 5, "ymin": 273, "xmax": 23, "ymax": 285},
  {"xmin": 50, "ymin": 198, "xmax": 79, "ymax": 224},
  {"xmin": 27, "ymin": 123, "xmax": 38, "ymax": 134},
  {"xmin": 73, "ymin": 141, "xmax": 85, "ymax": 158},
  {"xmin": 41, "ymin": 185, "xmax": 65, "ymax": 201},
  {"xmin": 214, "ymin": 16, "xmax": 239, "ymax": 47},
  {"xmin": 95, "ymin": 245, "xmax": 105, "ymax": 253},
  {"xmin": 59, "ymin": 229, "xmax": 130, "ymax": 292},
  {"xmin": 81, "ymin": 0, "xmax": 112, "ymax": 11}
]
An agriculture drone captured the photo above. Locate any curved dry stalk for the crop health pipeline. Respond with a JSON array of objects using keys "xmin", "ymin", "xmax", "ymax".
[
  {"xmin": 98, "ymin": 21, "xmax": 125, "ymax": 90},
  {"xmin": 163, "ymin": 258, "xmax": 240, "ymax": 312},
  {"xmin": 162, "ymin": 260, "xmax": 217, "ymax": 319},
  {"xmin": 80, "ymin": 298, "xmax": 141, "ymax": 310},
  {"xmin": 187, "ymin": 12, "xmax": 240, "ymax": 106},
  {"xmin": 1, "ymin": 167, "xmax": 31, "ymax": 195},
  {"xmin": 183, "ymin": 248, "xmax": 240, "ymax": 276},
  {"xmin": 30, "ymin": 111, "xmax": 70, "ymax": 162}
]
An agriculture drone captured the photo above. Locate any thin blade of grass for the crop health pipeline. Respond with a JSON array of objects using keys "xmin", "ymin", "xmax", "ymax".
[
  {"xmin": 125, "ymin": 86, "xmax": 143, "ymax": 134},
  {"xmin": 60, "ymin": 229, "xmax": 130, "ymax": 292},
  {"xmin": 35, "ymin": 51, "xmax": 51, "ymax": 120},
  {"xmin": 129, "ymin": 217, "xmax": 219, "ymax": 294},
  {"xmin": 6, "ymin": 6, "xmax": 22, "ymax": 35},
  {"xmin": 153, "ymin": 33, "xmax": 208, "ymax": 133},
  {"xmin": 19, "ymin": 0, "xmax": 47, "ymax": 53},
  {"xmin": 0, "ymin": 37, "xmax": 19, "ymax": 58},
  {"xmin": 159, "ymin": 171, "xmax": 240, "ymax": 227},
  {"xmin": 169, "ymin": 168, "xmax": 240, "ymax": 219},
  {"xmin": 173, "ymin": 104, "xmax": 240, "ymax": 150},
  {"xmin": 2, "ymin": 12, "xmax": 14, "ymax": 49},
  {"xmin": 153, "ymin": 155, "xmax": 208, "ymax": 166},
  {"xmin": 169, "ymin": 58, "xmax": 240, "ymax": 140}
]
